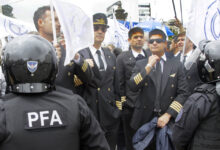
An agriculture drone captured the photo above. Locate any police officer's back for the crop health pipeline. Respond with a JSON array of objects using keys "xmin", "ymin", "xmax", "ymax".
[
  {"xmin": 172, "ymin": 40, "xmax": 220, "ymax": 150},
  {"xmin": 0, "ymin": 35, "xmax": 110, "ymax": 150}
]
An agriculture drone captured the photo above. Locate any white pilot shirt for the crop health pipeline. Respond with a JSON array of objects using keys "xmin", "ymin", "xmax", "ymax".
[
  {"xmin": 89, "ymin": 46, "xmax": 107, "ymax": 70},
  {"xmin": 157, "ymin": 54, "xmax": 167, "ymax": 73},
  {"xmin": 131, "ymin": 49, "xmax": 146, "ymax": 58}
]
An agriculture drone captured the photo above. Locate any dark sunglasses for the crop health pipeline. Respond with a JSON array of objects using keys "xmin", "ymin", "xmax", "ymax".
[
  {"xmin": 94, "ymin": 25, "xmax": 107, "ymax": 32},
  {"xmin": 149, "ymin": 39, "xmax": 165, "ymax": 44}
]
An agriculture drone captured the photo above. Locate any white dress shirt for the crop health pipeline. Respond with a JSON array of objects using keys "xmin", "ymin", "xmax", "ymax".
[
  {"xmin": 184, "ymin": 49, "xmax": 194, "ymax": 64},
  {"xmin": 131, "ymin": 49, "xmax": 145, "ymax": 58},
  {"xmin": 159, "ymin": 54, "xmax": 167, "ymax": 73},
  {"xmin": 89, "ymin": 46, "xmax": 107, "ymax": 70}
]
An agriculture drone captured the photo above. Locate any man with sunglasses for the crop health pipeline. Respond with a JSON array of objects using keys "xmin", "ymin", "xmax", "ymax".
[
  {"xmin": 129, "ymin": 29, "xmax": 189, "ymax": 149},
  {"xmin": 78, "ymin": 13, "xmax": 121, "ymax": 150}
]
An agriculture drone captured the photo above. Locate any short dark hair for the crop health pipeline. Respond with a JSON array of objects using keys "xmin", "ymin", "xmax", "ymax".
[
  {"xmin": 149, "ymin": 29, "xmax": 167, "ymax": 40},
  {"xmin": 128, "ymin": 27, "xmax": 144, "ymax": 39},
  {"xmin": 33, "ymin": 6, "xmax": 50, "ymax": 31},
  {"xmin": 177, "ymin": 32, "xmax": 186, "ymax": 38}
]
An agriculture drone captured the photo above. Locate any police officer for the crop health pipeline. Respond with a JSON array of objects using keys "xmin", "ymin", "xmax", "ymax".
[
  {"xmin": 172, "ymin": 40, "xmax": 220, "ymax": 150},
  {"xmin": 0, "ymin": 34, "xmax": 110, "ymax": 150}
]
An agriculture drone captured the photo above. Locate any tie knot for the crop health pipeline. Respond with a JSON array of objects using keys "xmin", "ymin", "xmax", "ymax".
[
  {"xmin": 156, "ymin": 61, "xmax": 161, "ymax": 72},
  {"xmin": 96, "ymin": 50, "xmax": 101, "ymax": 55},
  {"xmin": 136, "ymin": 54, "xmax": 144, "ymax": 61}
]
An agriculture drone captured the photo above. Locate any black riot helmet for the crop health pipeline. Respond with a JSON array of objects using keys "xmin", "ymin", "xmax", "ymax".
[
  {"xmin": 197, "ymin": 40, "xmax": 220, "ymax": 83},
  {"xmin": 2, "ymin": 34, "xmax": 58, "ymax": 93}
]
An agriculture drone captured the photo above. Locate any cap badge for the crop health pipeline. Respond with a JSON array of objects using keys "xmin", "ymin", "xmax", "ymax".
[{"xmin": 94, "ymin": 18, "xmax": 105, "ymax": 25}]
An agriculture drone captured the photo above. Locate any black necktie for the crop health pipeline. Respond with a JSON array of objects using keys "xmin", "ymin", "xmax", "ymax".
[
  {"xmin": 154, "ymin": 60, "xmax": 162, "ymax": 113},
  {"xmin": 156, "ymin": 61, "xmax": 161, "ymax": 74},
  {"xmin": 183, "ymin": 55, "xmax": 187, "ymax": 64},
  {"xmin": 96, "ymin": 50, "xmax": 105, "ymax": 71},
  {"xmin": 136, "ymin": 54, "xmax": 145, "ymax": 61},
  {"xmin": 155, "ymin": 61, "xmax": 162, "ymax": 89}
]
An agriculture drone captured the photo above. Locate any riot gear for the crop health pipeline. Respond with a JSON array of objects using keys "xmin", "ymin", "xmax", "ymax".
[
  {"xmin": 197, "ymin": 40, "xmax": 220, "ymax": 83},
  {"xmin": 2, "ymin": 34, "xmax": 58, "ymax": 93}
]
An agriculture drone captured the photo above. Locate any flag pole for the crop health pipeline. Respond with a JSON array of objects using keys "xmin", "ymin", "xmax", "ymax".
[
  {"xmin": 172, "ymin": 0, "xmax": 177, "ymax": 19},
  {"xmin": 180, "ymin": 0, "xmax": 183, "ymax": 23},
  {"xmin": 50, "ymin": 0, "xmax": 57, "ymax": 44}
]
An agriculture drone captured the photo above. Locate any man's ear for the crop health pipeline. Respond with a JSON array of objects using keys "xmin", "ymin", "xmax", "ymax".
[
  {"xmin": 128, "ymin": 38, "xmax": 131, "ymax": 43},
  {"xmin": 38, "ymin": 19, "xmax": 44, "ymax": 28}
]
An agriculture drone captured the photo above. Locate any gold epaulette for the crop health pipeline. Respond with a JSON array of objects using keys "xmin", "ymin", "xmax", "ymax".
[
  {"xmin": 116, "ymin": 100, "xmax": 122, "ymax": 110},
  {"xmin": 170, "ymin": 101, "xmax": 183, "ymax": 113},
  {"xmin": 134, "ymin": 73, "xmax": 143, "ymax": 85},
  {"xmin": 81, "ymin": 61, "xmax": 88, "ymax": 72},
  {"xmin": 121, "ymin": 96, "xmax": 126, "ymax": 103},
  {"xmin": 74, "ymin": 75, "xmax": 83, "ymax": 87}
]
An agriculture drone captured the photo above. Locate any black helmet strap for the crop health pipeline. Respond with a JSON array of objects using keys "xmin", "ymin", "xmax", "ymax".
[{"xmin": 10, "ymin": 83, "xmax": 54, "ymax": 93}]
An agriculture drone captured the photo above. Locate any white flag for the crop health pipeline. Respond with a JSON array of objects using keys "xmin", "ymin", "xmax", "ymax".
[
  {"xmin": 51, "ymin": 0, "xmax": 94, "ymax": 65},
  {"xmin": 187, "ymin": 0, "xmax": 220, "ymax": 46},
  {"xmin": 0, "ymin": 14, "xmax": 35, "ymax": 38},
  {"xmin": 112, "ymin": 13, "xmax": 129, "ymax": 50},
  {"xmin": 104, "ymin": 14, "xmax": 129, "ymax": 51},
  {"xmin": 0, "ymin": 0, "xmax": 14, "ymax": 5},
  {"xmin": 121, "ymin": 0, "xmax": 138, "ymax": 22}
]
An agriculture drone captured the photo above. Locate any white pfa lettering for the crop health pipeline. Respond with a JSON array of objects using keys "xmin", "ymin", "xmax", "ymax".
[
  {"xmin": 40, "ymin": 111, "xmax": 49, "ymax": 126},
  {"xmin": 28, "ymin": 112, "xmax": 39, "ymax": 127},
  {"xmin": 27, "ymin": 110, "xmax": 63, "ymax": 128},
  {"xmin": 50, "ymin": 110, "xmax": 63, "ymax": 125}
]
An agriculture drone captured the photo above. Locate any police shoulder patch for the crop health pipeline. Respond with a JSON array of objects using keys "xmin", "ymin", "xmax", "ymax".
[{"xmin": 24, "ymin": 109, "xmax": 67, "ymax": 130}]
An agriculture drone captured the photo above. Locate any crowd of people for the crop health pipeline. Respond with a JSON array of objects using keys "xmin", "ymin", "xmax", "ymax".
[{"xmin": 0, "ymin": 5, "xmax": 219, "ymax": 150}]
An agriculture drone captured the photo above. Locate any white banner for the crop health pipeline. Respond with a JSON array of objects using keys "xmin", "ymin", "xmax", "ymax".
[
  {"xmin": 0, "ymin": 0, "xmax": 14, "ymax": 5},
  {"xmin": 52, "ymin": 0, "xmax": 94, "ymax": 65},
  {"xmin": 104, "ymin": 14, "xmax": 129, "ymax": 51},
  {"xmin": 0, "ymin": 14, "xmax": 35, "ymax": 38},
  {"xmin": 187, "ymin": 0, "xmax": 220, "ymax": 46}
]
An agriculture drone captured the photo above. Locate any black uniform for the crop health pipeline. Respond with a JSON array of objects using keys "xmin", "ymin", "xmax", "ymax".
[
  {"xmin": 116, "ymin": 49, "xmax": 148, "ymax": 150},
  {"xmin": 184, "ymin": 62, "xmax": 202, "ymax": 94},
  {"xmin": 0, "ymin": 86, "xmax": 109, "ymax": 150},
  {"xmin": 78, "ymin": 47, "xmax": 120, "ymax": 150},
  {"xmin": 55, "ymin": 45, "xmax": 93, "ymax": 93},
  {"xmin": 129, "ymin": 55, "xmax": 189, "ymax": 130},
  {"xmin": 172, "ymin": 84, "xmax": 220, "ymax": 150}
]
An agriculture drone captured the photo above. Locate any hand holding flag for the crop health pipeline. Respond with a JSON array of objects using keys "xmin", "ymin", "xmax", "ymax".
[{"xmin": 52, "ymin": 0, "xmax": 94, "ymax": 65}]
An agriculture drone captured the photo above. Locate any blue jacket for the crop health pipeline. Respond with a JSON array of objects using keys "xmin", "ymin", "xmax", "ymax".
[{"xmin": 133, "ymin": 117, "xmax": 174, "ymax": 150}]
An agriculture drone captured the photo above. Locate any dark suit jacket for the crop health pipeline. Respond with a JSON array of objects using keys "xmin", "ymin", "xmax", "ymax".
[
  {"xmin": 78, "ymin": 47, "xmax": 120, "ymax": 130},
  {"xmin": 129, "ymin": 56, "xmax": 189, "ymax": 130},
  {"xmin": 175, "ymin": 52, "xmax": 181, "ymax": 61},
  {"xmin": 184, "ymin": 62, "xmax": 202, "ymax": 94},
  {"xmin": 116, "ymin": 49, "xmax": 149, "ymax": 109},
  {"xmin": 55, "ymin": 45, "xmax": 93, "ymax": 93}
]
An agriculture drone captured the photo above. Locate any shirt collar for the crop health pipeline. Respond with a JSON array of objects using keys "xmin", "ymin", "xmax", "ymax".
[
  {"xmin": 174, "ymin": 51, "xmax": 181, "ymax": 57},
  {"xmin": 90, "ymin": 45, "xmax": 102, "ymax": 56},
  {"xmin": 185, "ymin": 49, "xmax": 194, "ymax": 57},
  {"xmin": 161, "ymin": 53, "xmax": 167, "ymax": 62},
  {"xmin": 131, "ymin": 49, "xmax": 145, "ymax": 58}
]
